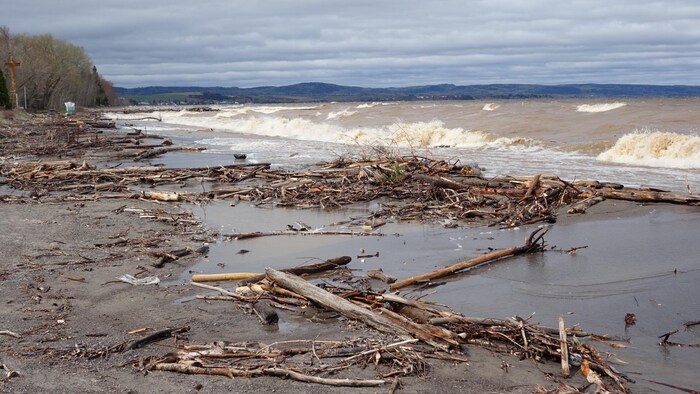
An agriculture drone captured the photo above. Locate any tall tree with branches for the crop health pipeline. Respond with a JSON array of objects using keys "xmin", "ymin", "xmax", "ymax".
[{"xmin": 0, "ymin": 68, "xmax": 11, "ymax": 109}]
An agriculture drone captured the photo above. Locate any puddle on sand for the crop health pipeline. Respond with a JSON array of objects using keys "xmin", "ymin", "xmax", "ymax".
[{"xmin": 181, "ymin": 200, "xmax": 700, "ymax": 392}]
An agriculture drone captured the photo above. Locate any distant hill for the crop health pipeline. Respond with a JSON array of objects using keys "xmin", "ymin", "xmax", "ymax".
[{"xmin": 114, "ymin": 82, "xmax": 700, "ymax": 104}]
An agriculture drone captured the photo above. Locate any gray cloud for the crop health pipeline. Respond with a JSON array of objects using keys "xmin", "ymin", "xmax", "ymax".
[{"xmin": 4, "ymin": 0, "xmax": 700, "ymax": 87}]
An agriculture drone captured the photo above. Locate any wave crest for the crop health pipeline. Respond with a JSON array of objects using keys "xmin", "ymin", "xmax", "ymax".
[
  {"xmin": 326, "ymin": 109, "xmax": 357, "ymax": 120},
  {"xmin": 482, "ymin": 103, "xmax": 500, "ymax": 111},
  {"xmin": 576, "ymin": 102, "xmax": 627, "ymax": 113},
  {"xmin": 597, "ymin": 131, "xmax": 700, "ymax": 169}
]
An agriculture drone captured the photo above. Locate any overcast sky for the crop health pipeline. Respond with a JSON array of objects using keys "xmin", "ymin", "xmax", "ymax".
[{"xmin": 5, "ymin": 1, "xmax": 700, "ymax": 88}]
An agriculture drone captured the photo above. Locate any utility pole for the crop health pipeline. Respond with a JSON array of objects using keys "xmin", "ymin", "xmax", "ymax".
[{"xmin": 4, "ymin": 55, "xmax": 20, "ymax": 109}]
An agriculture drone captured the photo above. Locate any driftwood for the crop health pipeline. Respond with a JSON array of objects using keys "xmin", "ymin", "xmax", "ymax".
[
  {"xmin": 0, "ymin": 330, "xmax": 21, "ymax": 338},
  {"xmin": 125, "ymin": 326, "xmax": 190, "ymax": 351},
  {"xmin": 240, "ymin": 256, "xmax": 352, "ymax": 284},
  {"xmin": 367, "ymin": 268, "xmax": 397, "ymax": 284},
  {"xmin": 152, "ymin": 247, "xmax": 192, "ymax": 268},
  {"xmin": 151, "ymin": 363, "xmax": 386, "ymax": 387},
  {"xmin": 227, "ymin": 230, "xmax": 383, "ymax": 240},
  {"xmin": 265, "ymin": 268, "xmax": 412, "ymax": 336},
  {"xmin": 135, "ymin": 146, "xmax": 205, "ymax": 161},
  {"xmin": 390, "ymin": 228, "xmax": 548, "ymax": 290},
  {"xmin": 559, "ymin": 315, "xmax": 570, "ymax": 378},
  {"xmin": 265, "ymin": 268, "xmax": 457, "ymax": 350},
  {"xmin": 567, "ymin": 196, "xmax": 605, "ymax": 214},
  {"xmin": 590, "ymin": 189, "xmax": 700, "ymax": 205},
  {"xmin": 252, "ymin": 301, "xmax": 279, "ymax": 325},
  {"xmin": 4, "ymin": 147, "xmax": 697, "ymax": 227},
  {"xmin": 141, "ymin": 190, "xmax": 181, "ymax": 202},
  {"xmin": 191, "ymin": 272, "xmax": 260, "ymax": 282}
]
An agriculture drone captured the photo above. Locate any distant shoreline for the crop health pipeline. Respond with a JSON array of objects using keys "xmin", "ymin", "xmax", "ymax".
[{"xmin": 114, "ymin": 82, "xmax": 700, "ymax": 105}]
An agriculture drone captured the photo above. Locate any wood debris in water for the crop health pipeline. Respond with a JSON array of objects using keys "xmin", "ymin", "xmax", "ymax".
[
  {"xmin": 169, "ymin": 234, "xmax": 632, "ymax": 392},
  {"xmin": 4, "ymin": 154, "xmax": 698, "ymax": 227}
]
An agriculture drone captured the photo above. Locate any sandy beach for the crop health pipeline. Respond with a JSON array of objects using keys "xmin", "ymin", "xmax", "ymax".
[{"xmin": 2, "ymin": 110, "xmax": 699, "ymax": 393}]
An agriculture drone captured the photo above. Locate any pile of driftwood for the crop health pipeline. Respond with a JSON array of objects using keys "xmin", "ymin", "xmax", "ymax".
[
  {"xmin": 144, "ymin": 230, "xmax": 632, "ymax": 391},
  {"xmin": 0, "ymin": 113, "xmax": 116, "ymax": 157},
  {"xmin": 0, "ymin": 112, "xmax": 205, "ymax": 163},
  {"xmin": 2, "ymin": 154, "xmax": 698, "ymax": 227}
]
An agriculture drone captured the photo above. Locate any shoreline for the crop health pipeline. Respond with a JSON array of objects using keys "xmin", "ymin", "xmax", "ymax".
[{"xmin": 1, "ymin": 111, "xmax": 699, "ymax": 393}]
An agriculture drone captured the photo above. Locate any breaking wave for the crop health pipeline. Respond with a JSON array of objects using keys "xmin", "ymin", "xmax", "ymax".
[
  {"xmin": 356, "ymin": 102, "xmax": 395, "ymax": 109},
  {"xmin": 147, "ymin": 110, "xmax": 538, "ymax": 150},
  {"xmin": 326, "ymin": 109, "xmax": 357, "ymax": 120},
  {"xmin": 576, "ymin": 102, "xmax": 627, "ymax": 113},
  {"xmin": 597, "ymin": 131, "xmax": 700, "ymax": 169},
  {"xmin": 482, "ymin": 103, "xmax": 500, "ymax": 111}
]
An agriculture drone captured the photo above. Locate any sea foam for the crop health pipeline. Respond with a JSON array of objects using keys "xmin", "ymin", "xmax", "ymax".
[
  {"xmin": 152, "ymin": 109, "xmax": 537, "ymax": 150},
  {"xmin": 576, "ymin": 102, "xmax": 627, "ymax": 113},
  {"xmin": 597, "ymin": 131, "xmax": 700, "ymax": 169}
]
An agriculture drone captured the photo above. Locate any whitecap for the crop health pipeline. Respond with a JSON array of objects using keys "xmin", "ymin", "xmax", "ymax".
[{"xmin": 597, "ymin": 130, "xmax": 700, "ymax": 169}]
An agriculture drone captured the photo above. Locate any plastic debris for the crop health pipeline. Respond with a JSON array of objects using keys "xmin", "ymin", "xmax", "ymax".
[{"xmin": 117, "ymin": 274, "xmax": 160, "ymax": 286}]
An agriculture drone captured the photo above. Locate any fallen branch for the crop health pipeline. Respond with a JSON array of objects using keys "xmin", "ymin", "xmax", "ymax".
[
  {"xmin": 150, "ymin": 363, "xmax": 387, "ymax": 387},
  {"xmin": 125, "ymin": 326, "xmax": 190, "ymax": 351},
  {"xmin": 0, "ymin": 330, "xmax": 21, "ymax": 338},
  {"xmin": 265, "ymin": 268, "xmax": 456, "ymax": 350},
  {"xmin": 390, "ymin": 228, "xmax": 548, "ymax": 290},
  {"xmin": 135, "ymin": 146, "xmax": 205, "ymax": 161},
  {"xmin": 367, "ymin": 268, "xmax": 397, "ymax": 284},
  {"xmin": 240, "ymin": 256, "xmax": 352, "ymax": 284},
  {"xmin": 191, "ymin": 272, "xmax": 260, "ymax": 282},
  {"xmin": 226, "ymin": 230, "xmax": 383, "ymax": 240}
]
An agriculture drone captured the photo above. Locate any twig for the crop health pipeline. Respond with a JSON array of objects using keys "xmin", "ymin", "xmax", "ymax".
[
  {"xmin": 125, "ymin": 326, "xmax": 190, "ymax": 351},
  {"xmin": 0, "ymin": 330, "xmax": 21, "ymax": 338},
  {"xmin": 344, "ymin": 339, "xmax": 419, "ymax": 362}
]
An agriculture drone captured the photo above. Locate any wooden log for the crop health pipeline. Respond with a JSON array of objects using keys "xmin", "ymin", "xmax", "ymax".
[
  {"xmin": 592, "ymin": 189, "xmax": 700, "ymax": 206},
  {"xmin": 135, "ymin": 146, "xmax": 205, "ymax": 161},
  {"xmin": 125, "ymin": 326, "xmax": 190, "ymax": 351},
  {"xmin": 265, "ymin": 268, "xmax": 410, "ymax": 335},
  {"xmin": 152, "ymin": 363, "xmax": 235, "ymax": 378},
  {"xmin": 567, "ymin": 196, "xmax": 605, "ymax": 214},
  {"xmin": 153, "ymin": 363, "xmax": 387, "ymax": 387},
  {"xmin": 559, "ymin": 315, "xmax": 570, "ymax": 378},
  {"xmin": 227, "ymin": 230, "xmax": 382, "ymax": 240},
  {"xmin": 390, "ymin": 228, "xmax": 547, "ymax": 290},
  {"xmin": 366, "ymin": 268, "xmax": 397, "ymax": 284},
  {"xmin": 192, "ymin": 272, "xmax": 260, "ymax": 282},
  {"xmin": 240, "ymin": 256, "xmax": 351, "ymax": 284},
  {"xmin": 572, "ymin": 180, "xmax": 624, "ymax": 189},
  {"xmin": 413, "ymin": 173, "xmax": 513, "ymax": 190},
  {"xmin": 152, "ymin": 247, "xmax": 193, "ymax": 268},
  {"xmin": 141, "ymin": 190, "xmax": 181, "ymax": 202},
  {"xmin": 260, "ymin": 367, "xmax": 386, "ymax": 387},
  {"xmin": 521, "ymin": 174, "xmax": 541, "ymax": 200},
  {"xmin": 253, "ymin": 301, "xmax": 279, "ymax": 325},
  {"xmin": 265, "ymin": 268, "xmax": 456, "ymax": 350}
]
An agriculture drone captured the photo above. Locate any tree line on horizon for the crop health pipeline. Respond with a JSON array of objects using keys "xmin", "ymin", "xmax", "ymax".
[{"xmin": 1, "ymin": 26, "xmax": 118, "ymax": 111}]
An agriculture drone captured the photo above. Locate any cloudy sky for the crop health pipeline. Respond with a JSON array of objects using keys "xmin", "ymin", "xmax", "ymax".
[{"xmin": 5, "ymin": 0, "xmax": 700, "ymax": 87}]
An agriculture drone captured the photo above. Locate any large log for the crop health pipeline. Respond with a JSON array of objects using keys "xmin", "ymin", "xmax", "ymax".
[
  {"xmin": 390, "ymin": 228, "xmax": 547, "ymax": 290},
  {"xmin": 413, "ymin": 173, "xmax": 513, "ymax": 189},
  {"xmin": 265, "ymin": 268, "xmax": 456, "ymax": 350},
  {"xmin": 240, "ymin": 256, "xmax": 351, "ymax": 284},
  {"xmin": 592, "ymin": 189, "xmax": 700, "ymax": 206}
]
